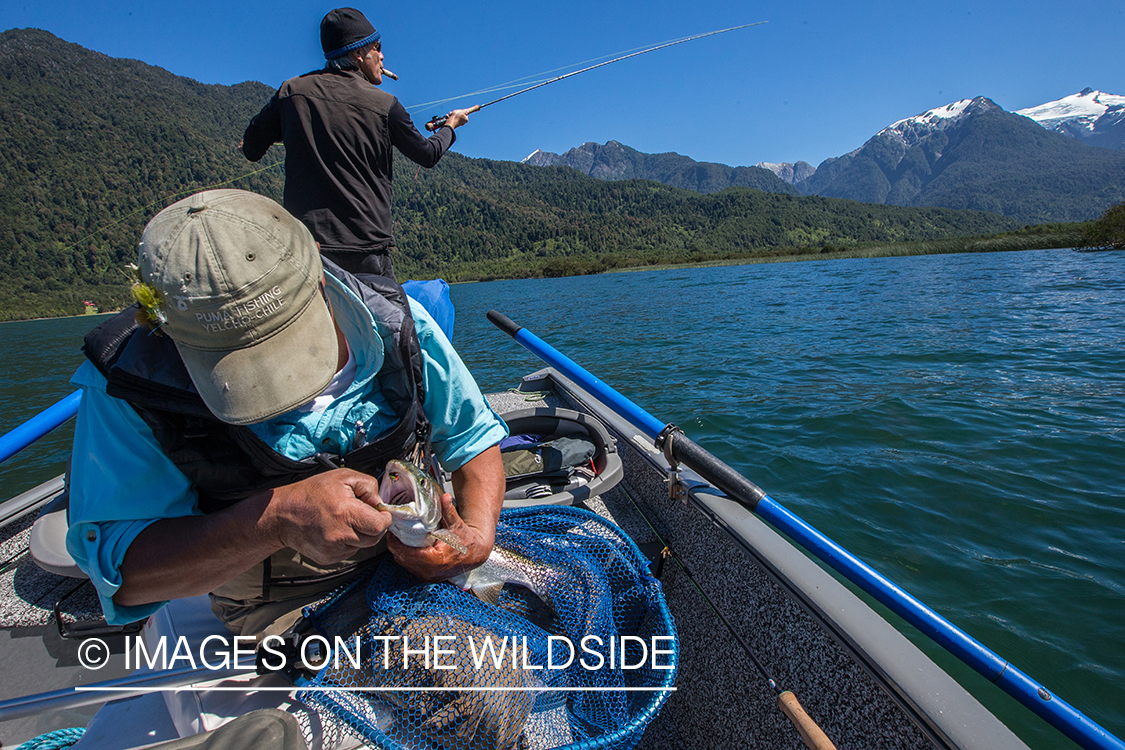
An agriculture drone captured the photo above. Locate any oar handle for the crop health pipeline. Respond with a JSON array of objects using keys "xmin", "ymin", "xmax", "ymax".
[
  {"xmin": 426, "ymin": 104, "xmax": 481, "ymax": 131},
  {"xmin": 778, "ymin": 690, "xmax": 838, "ymax": 750},
  {"xmin": 486, "ymin": 309, "xmax": 520, "ymax": 336}
]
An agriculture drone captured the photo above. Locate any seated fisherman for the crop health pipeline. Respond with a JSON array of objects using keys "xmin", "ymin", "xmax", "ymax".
[{"xmin": 66, "ymin": 189, "xmax": 507, "ymax": 638}]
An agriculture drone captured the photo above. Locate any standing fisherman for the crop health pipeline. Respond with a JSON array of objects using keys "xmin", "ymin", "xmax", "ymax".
[{"xmin": 241, "ymin": 7, "xmax": 473, "ymax": 281}]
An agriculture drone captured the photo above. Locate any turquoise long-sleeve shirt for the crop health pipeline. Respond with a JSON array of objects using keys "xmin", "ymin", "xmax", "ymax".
[{"xmin": 66, "ymin": 272, "xmax": 507, "ymax": 625}]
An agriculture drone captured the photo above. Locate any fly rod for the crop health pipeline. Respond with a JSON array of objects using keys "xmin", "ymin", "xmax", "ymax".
[{"xmin": 424, "ymin": 23, "xmax": 766, "ymax": 131}]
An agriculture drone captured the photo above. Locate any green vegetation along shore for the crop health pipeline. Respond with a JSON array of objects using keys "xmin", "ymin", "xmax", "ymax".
[
  {"xmin": 434, "ymin": 222, "xmax": 1085, "ymax": 281},
  {"xmin": 3, "ymin": 221, "xmax": 1085, "ymax": 322}
]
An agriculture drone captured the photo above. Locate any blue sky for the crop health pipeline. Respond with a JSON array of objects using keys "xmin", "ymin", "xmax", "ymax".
[{"xmin": 3, "ymin": 0, "xmax": 1124, "ymax": 168}]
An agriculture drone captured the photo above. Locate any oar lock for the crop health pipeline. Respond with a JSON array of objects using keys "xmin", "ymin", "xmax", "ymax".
[{"xmin": 655, "ymin": 424, "xmax": 687, "ymax": 504}]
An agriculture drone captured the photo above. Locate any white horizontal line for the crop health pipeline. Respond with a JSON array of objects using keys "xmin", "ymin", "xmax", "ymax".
[{"xmin": 76, "ymin": 686, "xmax": 676, "ymax": 693}]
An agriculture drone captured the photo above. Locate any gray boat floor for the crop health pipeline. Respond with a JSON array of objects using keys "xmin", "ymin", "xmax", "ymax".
[
  {"xmin": 0, "ymin": 626, "xmax": 132, "ymax": 746},
  {"xmin": 0, "ymin": 504, "xmax": 131, "ymax": 746}
]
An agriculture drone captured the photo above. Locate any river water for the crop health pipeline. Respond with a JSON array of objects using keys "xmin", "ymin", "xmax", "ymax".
[{"xmin": 1, "ymin": 248, "xmax": 1121, "ymax": 748}]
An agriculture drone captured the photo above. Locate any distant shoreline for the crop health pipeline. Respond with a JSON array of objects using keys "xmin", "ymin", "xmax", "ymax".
[
  {"xmin": 0, "ymin": 311, "xmax": 118, "ymax": 325},
  {"xmin": 1, "ymin": 230, "xmax": 1083, "ymax": 321},
  {"xmin": 607, "ymin": 239, "xmax": 1079, "ymax": 275},
  {"xmin": 447, "ymin": 228, "xmax": 1082, "ymax": 285}
]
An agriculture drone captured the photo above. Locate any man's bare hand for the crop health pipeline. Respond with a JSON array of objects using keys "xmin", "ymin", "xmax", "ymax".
[
  {"xmin": 114, "ymin": 468, "xmax": 390, "ymax": 607},
  {"xmin": 387, "ymin": 492, "xmax": 494, "ymax": 581},
  {"xmin": 444, "ymin": 108, "xmax": 471, "ymax": 129},
  {"xmin": 259, "ymin": 468, "xmax": 392, "ymax": 565}
]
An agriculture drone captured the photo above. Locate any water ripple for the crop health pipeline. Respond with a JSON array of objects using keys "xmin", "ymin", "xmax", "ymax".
[{"xmin": 451, "ymin": 249, "xmax": 1125, "ymax": 743}]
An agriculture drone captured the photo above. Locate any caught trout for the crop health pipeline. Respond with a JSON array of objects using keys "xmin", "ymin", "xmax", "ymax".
[
  {"xmin": 376, "ymin": 458, "xmax": 539, "ymax": 750},
  {"xmin": 378, "ymin": 458, "xmax": 554, "ymax": 609},
  {"xmin": 378, "ymin": 458, "xmax": 468, "ymax": 554}
]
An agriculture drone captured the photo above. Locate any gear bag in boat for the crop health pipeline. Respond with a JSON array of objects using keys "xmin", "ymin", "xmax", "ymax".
[{"xmin": 496, "ymin": 407, "xmax": 623, "ymax": 507}]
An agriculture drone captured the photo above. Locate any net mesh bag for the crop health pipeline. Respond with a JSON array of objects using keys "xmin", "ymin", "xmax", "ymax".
[{"xmin": 297, "ymin": 505, "xmax": 677, "ymax": 750}]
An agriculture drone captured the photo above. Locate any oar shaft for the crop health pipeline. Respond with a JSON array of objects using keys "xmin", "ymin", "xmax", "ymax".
[
  {"xmin": 487, "ymin": 311, "xmax": 665, "ymax": 437},
  {"xmin": 487, "ymin": 310, "xmax": 1125, "ymax": 750},
  {"xmin": 0, "ymin": 389, "xmax": 82, "ymax": 465}
]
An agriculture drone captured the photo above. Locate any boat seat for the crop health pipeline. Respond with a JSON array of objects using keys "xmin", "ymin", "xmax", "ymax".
[
  {"xmin": 27, "ymin": 479, "xmax": 148, "ymax": 639},
  {"xmin": 29, "ymin": 490, "xmax": 88, "ymax": 579},
  {"xmin": 498, "ymin": 407, "xmax": 623, "ymax": 507}
]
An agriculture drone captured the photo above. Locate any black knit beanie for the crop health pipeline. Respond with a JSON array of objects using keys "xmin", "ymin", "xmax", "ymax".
[{"xmin": 321, "ymin": 8, "xmax": 380, "ymax": 59}]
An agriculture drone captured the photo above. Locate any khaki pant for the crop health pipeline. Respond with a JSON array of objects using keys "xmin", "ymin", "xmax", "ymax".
[{"xmin": 209, "ymin": 542, "xmax": 386, "ymax": 640}]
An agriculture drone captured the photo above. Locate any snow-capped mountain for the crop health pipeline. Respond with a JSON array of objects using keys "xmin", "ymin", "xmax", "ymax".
[
  {"xmin": 795, "ymin": 95, "xmax": 1125, "ymax": 222},
  {"xmin": 874, "ymin": 97, "xmax": 1005, "ymax": 152},
  {"xmin": 1016, "ymin": 88, "xmax": 1125, "ymax": 150},
  {"xmin": 522, "ymin": 90, "xmax": 1125, "ymax": 222},
  {"xmin": 754, "ymin": 161, "xmax": 816, "ymax": 185},
  {"xmin": 796, "ymin": 96, "xmax": 1009, "ymax": 204}
]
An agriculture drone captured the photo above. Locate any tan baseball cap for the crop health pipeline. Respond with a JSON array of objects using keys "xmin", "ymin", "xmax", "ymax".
[{"xmin": 137, "ymin": 190, "xmax": 338, "ymax": 425}]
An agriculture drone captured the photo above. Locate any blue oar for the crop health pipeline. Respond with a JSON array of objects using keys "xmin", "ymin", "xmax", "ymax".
[
  {"xmin": 0, "ymin": 389, "xmax": 82, "ymax": 466},
  {"xmin": 486, "ymin": 310, "xmax": 1125, "ymax": 750}
]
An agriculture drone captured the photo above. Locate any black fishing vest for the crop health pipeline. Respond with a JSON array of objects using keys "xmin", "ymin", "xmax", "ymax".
[{"xmin": 82, "ymin": 261, "xmax": 429, "ymax": 513}]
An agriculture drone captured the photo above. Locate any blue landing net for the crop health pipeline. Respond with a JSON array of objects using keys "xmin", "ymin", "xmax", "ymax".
[{"xmin": 299, "ymin": 505, "xmax": 678, "ymax": 750}]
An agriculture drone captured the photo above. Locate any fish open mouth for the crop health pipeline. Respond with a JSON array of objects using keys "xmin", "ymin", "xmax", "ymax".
[{"xmin": 379, "ymin": 471, "xmax": 418, "ymax": 507}]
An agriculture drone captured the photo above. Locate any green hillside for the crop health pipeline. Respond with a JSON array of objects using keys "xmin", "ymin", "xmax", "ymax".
[
  {"xmin": 388, "ymin": 158, "xmax": 1020, "ymax": 281},
  {"xmin": 0, "ymin": 28, "xmax": 285, "ymax": 319},
  {"xmin": 1, "ymin": 29, "xmax": 1030, "ymax": 321}
]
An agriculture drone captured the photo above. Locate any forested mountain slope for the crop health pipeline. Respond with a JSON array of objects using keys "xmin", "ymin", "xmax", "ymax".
[
  {"xmin": 1, "ymin": 29, "xmax": 1019, "ymax": 320},
  {"xmin": 0, "ymin": 28, "xmax": 284, "ymax": 318}
]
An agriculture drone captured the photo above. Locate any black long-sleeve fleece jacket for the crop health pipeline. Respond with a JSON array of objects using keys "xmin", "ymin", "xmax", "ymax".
[{"xmin": 242, "ymin": 68, "xmax": 455, "ymax": 253}]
